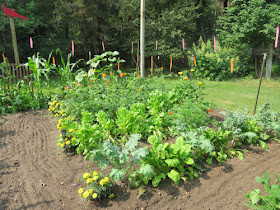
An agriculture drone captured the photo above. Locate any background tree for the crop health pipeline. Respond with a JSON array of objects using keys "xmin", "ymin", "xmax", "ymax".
[{"xmin": 217, "ymin": 0, "xmax": 280, "ymax": 78}]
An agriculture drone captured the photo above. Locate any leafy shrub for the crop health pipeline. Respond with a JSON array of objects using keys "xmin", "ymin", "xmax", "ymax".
[{"xmin": 192, "ymin": 37, "xmax": 246, "ymax": 80}]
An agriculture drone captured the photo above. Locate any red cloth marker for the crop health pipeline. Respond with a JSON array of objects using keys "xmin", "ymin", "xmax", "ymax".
[{"xmin": 1, "ymin": 4, "xmax": 27, "ymax": 20}]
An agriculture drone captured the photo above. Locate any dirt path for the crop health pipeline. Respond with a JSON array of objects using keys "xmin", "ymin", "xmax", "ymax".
[{"xmin": 1, "ymin": 110, "xmax": 280, "ymax": 210}]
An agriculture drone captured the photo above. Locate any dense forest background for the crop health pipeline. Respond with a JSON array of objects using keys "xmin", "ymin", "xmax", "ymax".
[{"xmin": 0, "ymin": 0, "xmax": 280, "ymax": 77}]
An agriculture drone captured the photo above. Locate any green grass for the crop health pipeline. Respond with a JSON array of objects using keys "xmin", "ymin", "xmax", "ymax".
[{"xmin": 203, "ymin": 79, "xmax": 280, "ymax": 114}]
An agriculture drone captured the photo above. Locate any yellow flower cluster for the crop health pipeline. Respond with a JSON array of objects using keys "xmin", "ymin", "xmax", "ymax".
[
  {"xmin": 48, "ymin": 100, "xmax": 65, "ymax": 117},
  {"xmin": 100, "ymin": 177, "xmax": 110, "ymax": 186},
  {"xmin": 78, "ymin": 186, "xmax": 98, "ymax": 199},
  {"xmin": 198, "ymin": 81, "xmax": 203, "ymax": 85}
]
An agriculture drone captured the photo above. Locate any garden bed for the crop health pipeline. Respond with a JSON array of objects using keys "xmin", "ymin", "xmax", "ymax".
[{"xmin": 1, "ymin": 110, "xmax": 280, "ymax": 210}]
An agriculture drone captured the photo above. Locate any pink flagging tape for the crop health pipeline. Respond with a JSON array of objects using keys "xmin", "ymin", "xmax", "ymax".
[
  {"xmin": 132, "ymin": 42, "xmax": 134, "ymax": 53},
  {"xmin": 102, "ymin": 41, "xmax": 105, "ymax": 51},
  {"xmin": 214, "ymin": 36, "xmax": 216, "ymax": 52},
  {"xmin": 182, "ymin": 38, "xmax": 185, "ymax": 50},
  {"xmin": 30, "ymin": 37, "xmax": 33, "ymax": 48},
  {"xmin": 156, "ymin": 40, "xmax": 158, "ymax": 50},
  {"xmin": 72, "ymin": 40, "xmax": 74, "ymax": 56},
  {"xmin": 275, "ymin": 27, "xmax": 279, "ymax": 48}
]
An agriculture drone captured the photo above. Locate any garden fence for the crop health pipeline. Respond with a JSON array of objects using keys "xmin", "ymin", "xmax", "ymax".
[{"xmin": 0, "ymin": 63, "xmax": 33, "ymax": 92}]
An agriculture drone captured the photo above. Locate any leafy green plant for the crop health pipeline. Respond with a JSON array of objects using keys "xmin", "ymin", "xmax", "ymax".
[
  {"xmin": 192, "ymin": 37, "xmax": 246, "ymax": 80},
  {"xmin": 141, "ymin": 134, "xmax": 198, "ymax": 187},
  {"xmin": 56, "ymin": 49, "xmax": 83, "ymax": 83},
  {"xmin": 246, "ymin": 172, "xmax": 280, "ymax": 209},
  {"xmin": 86, "ymin": 134, "xmax": 154, "ymax": 188},
  {"xmin": 167, "ymin": 100, "xmax": 211, "ymax": 135}
]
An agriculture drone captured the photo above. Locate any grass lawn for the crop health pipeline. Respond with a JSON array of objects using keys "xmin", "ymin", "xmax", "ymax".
[{"xmin": 203, "ymin": 79, "xmax": 280, "ymax": 114}]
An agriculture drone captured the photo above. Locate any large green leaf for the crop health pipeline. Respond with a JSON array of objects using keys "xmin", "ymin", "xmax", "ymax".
[
  {"xmin": 152, "ymin": 173, "xmax": 166, "ymax": 187},
  {"xmin": 165, "ymin": 158, "xmax": 180, "ymax": 167},
  {"xmin": 167, "ymin": 169, "xmax": 180, "ymax": 185},
  {"xmin": 246, "ymin": 189, "xmax": 261, "ymax": 205}
]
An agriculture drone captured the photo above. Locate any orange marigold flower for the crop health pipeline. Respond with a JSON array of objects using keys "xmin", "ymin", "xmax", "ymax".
[
  {"xmin": 91, "ymin": 79, "xmax": 94, "ymax": 82},
  {"xmin": 207, "ymin": 109, "xmax": 212, "ymax": 112},
  {"xmin": 194, "ymin": 101, "xmax": 197, "ymax": 103},
  {"xmin": 138, "ymin": 89, "xmax": 141, "ymax": 91},
  {"xmin": 110, "ymin": 72, "xmax": 113, "ymax": 76},
  {"xmin": 85, "ymin": 73, "xmax": 88, "ymax": 77},
  {"xmin": 120, "ymin": 73, "xmax": 124, "ymax": 77},
  {"xmin": 123, "ymin": 73, "xmax": 127, "ymax": 76},
  {"xmin": 137, "ymin": 74, "xmax": 141, "ymax": 77},
  {"xmin": 75, "ymin": 82, "xmax": 79, "ymax": 86},
  {"xmin": 102, "ymin": 73, "xmax": 106, "ymax": 77},
  {"xmin": 106, "ymin": 80, "xmax": 109, "ymax": 84},
  {"xmin": 169, "ymin": 112, "xmax": 173, "ymax": 115},
  {"xmin": 161, "ymin": 67, "xmax": 163, "ymax": 70},
  {"xmin": 180, "ymin": 103, "xmax": 183, "ymax": 105}
]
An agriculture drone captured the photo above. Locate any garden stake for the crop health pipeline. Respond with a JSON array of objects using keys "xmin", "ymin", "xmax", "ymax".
[
  {"xmin": 118, "ymin": 57, "xmax": 120, "ymax": 70},
  {"xmin": 253, "ymin": 53, "xmax": 267, "ymax": 115},
  {"xmin": 151, "ymin": 56, "xmax": 153, "ymax": 75},
  {"xmin": 230, "ymin": 59, "xmax": 233, "ymax": 73},
  {"xmin": 170, "ymin": 56, "xmax": 172, "ymax": 72}
]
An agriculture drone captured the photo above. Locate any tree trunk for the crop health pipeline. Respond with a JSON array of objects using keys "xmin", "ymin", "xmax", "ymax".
[{"xmin": 265, "ymin": 43, "xmax": 273, "ymax": 80}]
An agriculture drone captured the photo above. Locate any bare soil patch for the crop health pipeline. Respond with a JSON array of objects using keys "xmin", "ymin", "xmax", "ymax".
[{"xmin": 1, "ymin": 110, "xmax": 280, "ymax": 210}]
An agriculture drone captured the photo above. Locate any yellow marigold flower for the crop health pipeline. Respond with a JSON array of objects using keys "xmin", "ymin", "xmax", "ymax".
[
  {"xmin": 83, "ymin": 173, "xmax": 91, "ymax": 179},
  {"xmin": 59, "ymin": 134, "xmax": 62, "ymax": 137},
  {"xmin": 109, "ymin": 193, "xmax": 114, "ymax": 199},
  {"xmin": 104, "ymin": 177, "xmax": 110, "ymax": 183},
  {"xmin": 78, "ymin": 188, "xmax": 84, "ymax": 195},
  {"xmin": 190, "ymin": 69, "xmax": 195, "ymax": 72},
  {"xmin": 86, "ymin": 178, "xmax": 94, "ymax": 184},
  {"xmin": 88, "ymin": 189, "xmax": 93, "ymax": 194},
  {"xmin": 92, "ymin": 70, "xmax": 95, "ymax": 73},
  {"xmin": 178, "ymin": 72, "xmax": 183, "ymax": 75},
  {"xmin": 102, "ymin": 73, "xmax": 106, "ymax": 77},
  {"xmin": 183, "ymin": 77, "xmax": 189, "ymax": 80},
  {"xmin": 85, "ymin": 73, "xmax": 88, "ymax": 77},
  {"xmin": 69, "ymin": 129, "xmax": 74, "ymax": 133},
  {"xmin": 83, "ymin": 191, "xmax": 90, "ymax": 198},
  {"xmin": 93, "ymin": 176, "xmax": 98, "ymax": 181},
  {"xmin": 110, "ymin": 72, "xmax": 114, "ymax": 76},
  {"xmin": 198, "ymin": 82, "xmax": 203, "ymax": 85},
  {"xmin": 57, "ymin": 142, "xmax": 61, "ymax": 147},
  {"xmin": 60, "ymin": 143, "xmax": 65, "ymax": 148},
  {"xmin": 66, "ymin": 141, "xmax": 71, "ymax": 145},
  {"xmin": 100, "ymin": 179, "xmax": 105, "ymax": 186},
  {"xmin": 92, "ymin": 171, "xmax": 98, "ymax": 176},
  {"xmin": 138, "ymin": 89, "xmax": 141, "ymax": 91},
  {"xmin": 72, "ymin": 137, "xmax": 76, "ymax": 140},
  {"xmin": 92, "ymin": 193, "xmax": 98, "ymax": 199}
]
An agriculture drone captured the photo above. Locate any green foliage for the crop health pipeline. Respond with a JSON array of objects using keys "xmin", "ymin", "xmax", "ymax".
[
  {"xmin": 141, "ymin": 134, "xmax": 198, "ymax": 187},
  {"xmin": 86, "ymin": 134, "xmax": 153, "ymax": 188},
  {"xmin": 253, "ymin": 103, "xmax": 280, "ymax": 135},
  {"xmin": 246, "ymin": 172, "xmax": 280, "ymax": 209},
  {"xmin": 0, "ymin": 81, "xmax": 48, "ymax": 114},
  {"xmin": 167, "ymin": 100, "xmax": 211, "ymax": 135},
  {"xmin": 192, "ymin": 37, "xmax": 246, "ymax": 80}
]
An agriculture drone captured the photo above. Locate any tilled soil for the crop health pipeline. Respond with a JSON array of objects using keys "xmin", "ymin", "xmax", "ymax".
[{"xmin": 1, "ymin": 110, "xmax": 280, "ymax": 210}]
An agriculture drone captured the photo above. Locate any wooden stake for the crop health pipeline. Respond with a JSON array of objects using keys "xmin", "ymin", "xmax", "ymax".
[
  {"xmin": 253, "ymin": 53, "xmax": 267, "ymax": 115},
  {"xmin": 118, "ymin": 57, "xmax": 120, "ymax": 70},
  {"xmin": 9, "ymin": 17, "xmax": 20, "ymax": 64},
  {"xmin": 170, "ymin": 56, "xmax": 172, "ymax": 71},
  {"xmin": 151, "ymin": 56, "xmax": 153, "ymax": 75}
]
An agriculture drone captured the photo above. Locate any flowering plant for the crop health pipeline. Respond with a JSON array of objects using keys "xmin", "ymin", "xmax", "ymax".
[{"xmin": 78, "ymin": 171, "xmax": 114, "ymax": 201}]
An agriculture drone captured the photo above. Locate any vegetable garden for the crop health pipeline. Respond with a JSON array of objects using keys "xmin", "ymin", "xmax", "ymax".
[{"xmin": 1, "ymin": 49, "xmax": 280, "ymax": 209}]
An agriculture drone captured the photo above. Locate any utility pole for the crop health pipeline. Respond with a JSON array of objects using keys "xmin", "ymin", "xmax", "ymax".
[{"xmin": 140, "ymin": 0, "xmax": 145, "ymax": 77}]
